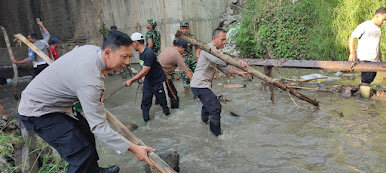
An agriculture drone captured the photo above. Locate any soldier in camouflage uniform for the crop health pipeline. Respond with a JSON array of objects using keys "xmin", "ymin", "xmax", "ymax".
[
  {"xmin": 145, "ymin": 19, "xmax": 161, "ymax": 55},
  {"xmin": 176, "ymin": 21, "xmax": 200, "ymax": 93}
]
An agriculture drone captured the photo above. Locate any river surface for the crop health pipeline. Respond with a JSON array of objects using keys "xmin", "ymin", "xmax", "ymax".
[{"xmin": 1, "ymin": 67, "xmax": 386, "ymax": 172}]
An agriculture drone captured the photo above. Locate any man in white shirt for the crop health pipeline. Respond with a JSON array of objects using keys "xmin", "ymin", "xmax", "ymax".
[{"xmin": 348, "ymin": 7, "xmax": 386, "ymax": 86}]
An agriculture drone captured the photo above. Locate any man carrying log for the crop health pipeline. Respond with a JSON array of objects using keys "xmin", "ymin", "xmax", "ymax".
[
  {"xmin": 190, "ymin": 28, "xmax": 249, "ymax": 136},
  {"xmin": 12, "ymin": 21, "xmax": 50, "ymax": 78},
  {"xmin": 158, "ymin": 39, "xmax": 193, "ymax": 109},
  {"xmin": 348, "ymin": 7, "xmax": 386, "ymax": 97},
  {"xmin": 17, "ymin": 31, "xmax": 154, "ymax": 173},
  {"xmin": 176, "ymin": 21, "xmax": 200, "ymax": 94}
]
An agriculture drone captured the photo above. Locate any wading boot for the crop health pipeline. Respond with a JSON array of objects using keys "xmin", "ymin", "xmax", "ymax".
[
  {"xmin": 210, "ymin": 120, "xmax": 221, "ymax": 136},
  {"xmin": 360, "ymin": 84, "xmax": 371, "ymax": 98},
  {"xmin": 201, "ymin": 113, "xmax": 209, "ymax": 124},
  {"xmin": 143, "ymin": 110, "xmax": 150, "ymax": 122},
  {"xmin": 163, "ymin": 106, "xmax": 170, "ymax": 115},
  {"xmin": 97, "ymin": 165, "xmax": 120, "ymax": 173}
]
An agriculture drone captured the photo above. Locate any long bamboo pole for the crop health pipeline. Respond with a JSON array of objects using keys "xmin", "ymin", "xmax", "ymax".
[
  {"xmin": 13, "ymin": 35, "xmax": 175, "ymax": 172},
  {"xmin": 1, "ymin": 26, "xmax": 19, "ymax": 99},
  {"xmin": 105, "ymin": 110, "xmax": 176, "ymax": 173},
  {"xmin": 14, "ymin": 34, "xmax": 53, "ymax": 65},
  {"xmin": 175, "ymin": 30, "xmax": 319, "ymax": 106}
]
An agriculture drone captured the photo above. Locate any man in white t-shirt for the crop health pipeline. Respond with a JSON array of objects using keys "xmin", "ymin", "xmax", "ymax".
[{"xmin": 348, "ymin": 7, "xmax": 386, "ymax": 86}]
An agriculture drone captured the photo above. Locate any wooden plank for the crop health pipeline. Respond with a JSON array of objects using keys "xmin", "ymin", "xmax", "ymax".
[
  {"xmin": 175, "ymin": 30, "xmax": 319, "ymax": 106},
  {"xmin": 14, "ymin": 34, "xmax": 53, "ymax": 65},
  {"xmin": 243, "ymin": 59, "xmax": 386, "ymax": 72}
]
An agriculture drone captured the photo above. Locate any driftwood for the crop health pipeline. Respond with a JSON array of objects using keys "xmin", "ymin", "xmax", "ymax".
[
  {"xmin": 105, "ymin": 110, "xmax": 177, "ymax": 173},
  {"xmin": 175, "ymin": 30, "xmax": 319, "ymax": 106},
  {"xmin": 14, "ymin": 34, "xmax": 53, "ymax": 65},
  {"xmin": 1, "ymin": 26, "xmax": 19, "ymax": 100}
]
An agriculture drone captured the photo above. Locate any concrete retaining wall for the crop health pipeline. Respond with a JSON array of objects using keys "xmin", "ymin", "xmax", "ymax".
[{"xmin": 0, "ymin": 0, "xmax": 228, "ymax": 69}]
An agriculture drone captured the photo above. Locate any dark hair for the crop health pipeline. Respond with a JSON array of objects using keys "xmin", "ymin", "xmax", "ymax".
[
  {"xmin": 212, "ymin": 28, "xmax": 226, "ymax": 38},
  {"xmin": 0, "ymin": 77, "xmax": 6, "ymax": 85},
  {"xmin": 29, "ymin": 33, "xmax": 38, "ymax": 39},
  {"xmin": 375, "ymin": 7, "xmax": 386, "ymax": 15},
  {"xmin": 110, "ymin": 25, "xmax": 117, "ymax": 30},
  {"xmin": 102, "ymin": 31, "xmax": 132, "ymax": 50}
]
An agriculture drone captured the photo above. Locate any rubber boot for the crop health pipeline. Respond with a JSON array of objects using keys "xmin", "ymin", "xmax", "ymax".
[
  {"xmin": 163, "ymin": 106, "xmax": 170, "ymax": 115},
  {"xmin": 170, "ymin": 98, "xmax": 179, "ymax": 109},
  {"xmin": 97, "ymin": 165, "xmax": 120, "ymax": 173},
  {"xmin": 201, "ymin": 112, "xmax": 209, "ymax": 124},
  {"xmin": 210, "ymin": 120, "xmax": 221, "ymax": 136},
  {"xmin": 360, "ymin": 85, "xmax": 371, "ymax": 98},
  {"xmin": 142, "ymin": 110, "xmax": 150, "ymax": 122}
]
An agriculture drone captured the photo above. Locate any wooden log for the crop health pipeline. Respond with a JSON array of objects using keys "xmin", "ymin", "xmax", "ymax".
[
  {"xmin": 264, "ymin": 66, "xmax": 274, "ymax": 103},
  {"xmin": 105, "ymin": 110, "xmax": 177, "ymax": 173},
  {"xmin": 1, "ymin": 26, "xmax": 19, "ymax": 100},
  {"xmin": 14, "ymin": 34, "xmax": 53, "ymax": 65},
  {"xmin": 175, "ymin": 30, "xmax": 319, "ymax": 106},
  {"xmin": 243, "ymin": 58, "xmax": 386, "ymax": 72}
]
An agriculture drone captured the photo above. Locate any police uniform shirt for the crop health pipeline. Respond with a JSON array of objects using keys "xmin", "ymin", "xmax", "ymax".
[
  {"xmin": 139, "ymin": 47, "xmax": 166, "ymax": 84},
  {"xmin": 190, "ymin": 42, "xmax": 230, "ymax": 89},
  {"xmin": 18, "ymin": 45, "xmax": 132, "ymax": 154}
]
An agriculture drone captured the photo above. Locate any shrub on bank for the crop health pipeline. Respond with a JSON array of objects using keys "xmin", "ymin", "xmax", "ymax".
[{"xmin": 235, "ymin": 0, "xmax": 386, "ymax": 61}]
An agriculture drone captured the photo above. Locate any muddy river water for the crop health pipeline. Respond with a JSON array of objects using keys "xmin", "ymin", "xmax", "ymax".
[{"xmin": 1, "ymin": 67, "xmax": 385, "ymax": 172}]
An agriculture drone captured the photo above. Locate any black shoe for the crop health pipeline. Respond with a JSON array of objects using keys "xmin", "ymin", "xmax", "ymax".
[
  {"xmin": 210, "ymin": 121, "xmax": 221, "ymax": 136},
  {"xmin": 143, "ymin": 110, "xmax": 150, "ymax": 122},
  {"xmin": 201, "ymin": 113, "xmax": 209, "ymax": 124},
  {"xmin": 163, "ymin": 107, "xmax": 170, "ymax": 115},
  {"xmin": 97, "ymin": 165, "xmax": 120, "ymax": 173}
]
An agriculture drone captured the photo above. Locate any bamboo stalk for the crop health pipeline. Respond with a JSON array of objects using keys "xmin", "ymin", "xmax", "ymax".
[
  {"xmin": 105, "ymin": 110, "xmax": 176, "ymax": 173},
  {"xmin": 287, "ymin": 86, "xmax": 333, "ymax": 92},
  {"xmin": 14, "ymin": 34, "xmax": 53, "ymax": 65},
  {"xmin": 175, "ymin": 30, "xmax": 319, "ymax": 106},
  {"xmin": 1, "ymin": 26, "xmax": 19, "ymax": 99}
]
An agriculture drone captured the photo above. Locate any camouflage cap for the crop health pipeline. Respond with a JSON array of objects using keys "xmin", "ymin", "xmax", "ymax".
[
  {"xmin": 147, "ymin": 19, "xmax": 157, "ymax": 28},
  {"xmin": 180, "ymin": 21, "xmax": 189, "ymax": 27}
]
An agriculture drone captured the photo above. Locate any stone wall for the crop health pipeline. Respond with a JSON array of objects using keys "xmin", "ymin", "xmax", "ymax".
[{"xmin": 0, "ymin": 0, "xmax": 228, "ymax": 71}]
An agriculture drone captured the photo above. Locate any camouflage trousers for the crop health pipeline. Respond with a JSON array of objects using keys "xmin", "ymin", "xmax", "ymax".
[{"xmin": 180, "ymin": 54, "xmax": 196, "ymax": 88}]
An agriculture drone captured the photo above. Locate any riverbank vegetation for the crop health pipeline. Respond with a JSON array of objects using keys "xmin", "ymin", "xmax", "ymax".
[{"xmin": 235, "ymin": 0, "xmax": 386, "ymax": 61}]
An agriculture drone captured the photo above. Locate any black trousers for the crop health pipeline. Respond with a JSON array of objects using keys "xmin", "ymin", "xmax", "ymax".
[
  {"xmin": 361, "ymin": 72, "xmax": 377, "ymax": 84},
  {"xmin": 18, "ymin": 112, "xmax": 99, "ymax": 173},
  {"xmin": 165, "ymin": 79, "xmax": 179, "ymax": 108},
  {"xmin": 141, "ymin": 81, "xmax": 168, "ymax": 121},
  {"xmin": 191, "ymin": 88, "xmax": 222, "ymax": 123},
  {"xmin": 33, "ymin": 64, "xmax": 48, "ymax": 78}
]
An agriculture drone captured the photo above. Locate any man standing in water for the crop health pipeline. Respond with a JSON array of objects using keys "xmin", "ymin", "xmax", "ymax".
[
  {"xmin": 175, "ymin": 22, "xmax": 200, "ymax": 94},
  {"xmin": 348, "ymin": 7, "xmax": 386, "ymax": 97},
  {"xmin": 145, "ymin": 19, "xmax": 161, "ymax": 55},
  {"xmin": 12, "ymin": 21, "xmax": 50, "ymax": 78},
  {"xmin": 125, "ymin": 32, "xmax": 170, "ymax": 122},
  {"xmin": 190, "ymin": 28, "xmax": 249, "ymax": 136},
  {"xmin": 158, "ymin": 40, "xmax": 193, "ymax": 109},
  {"xmin": 17, "ymin": 31, "xmax": 154, "ymax": 173}
]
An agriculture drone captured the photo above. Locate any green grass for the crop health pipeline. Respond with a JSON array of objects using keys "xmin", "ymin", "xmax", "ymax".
[{"xmin": 235, "ymin": 0, "xmax": 386, "ymax": 61}]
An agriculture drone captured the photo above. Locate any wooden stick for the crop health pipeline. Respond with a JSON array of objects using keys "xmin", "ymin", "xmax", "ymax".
[
  {"xmin": 1, "ymin": 26, "xmax": 19, "ymax": 100},
  {"xmin": 175, "ymin": 30, "xmax": 319, "ymax": 106},
  {"xmin": 105, "ymin": 110, "xmax": 176, "ymax": 173},
  {"xmin": 287, "ymin": 86, "xmax": 333, "ymax": 92},
  {"xmin": 14, "ymin": 34, "xmax": 53, "ymax": 65},
  {"xmin": 103, "ymin": 84, "xmax": 126, "ymax": 102}
]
